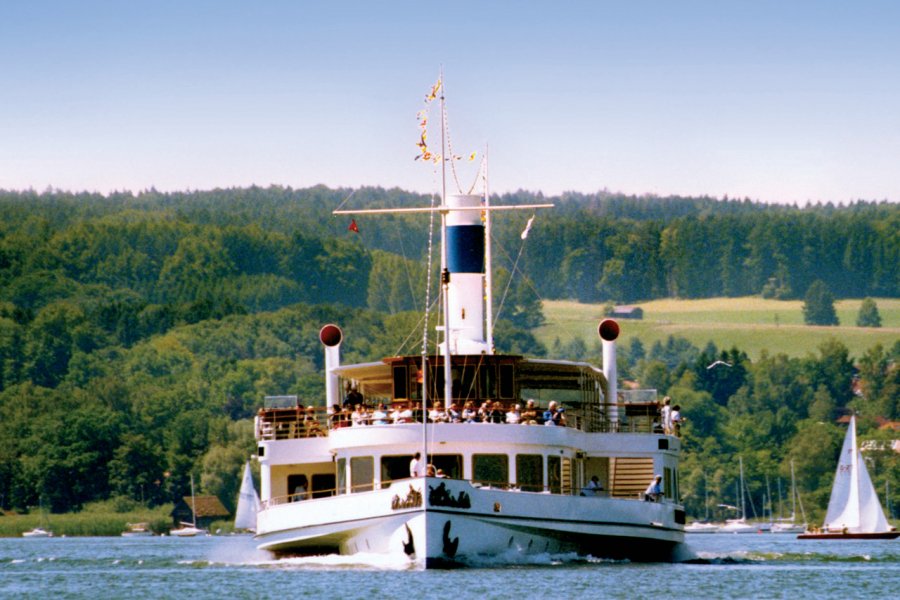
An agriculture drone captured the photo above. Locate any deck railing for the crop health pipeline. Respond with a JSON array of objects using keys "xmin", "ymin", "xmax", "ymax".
[{"xmin": 255, "ymin": 401, "xmax": 664, "ymax": 441}]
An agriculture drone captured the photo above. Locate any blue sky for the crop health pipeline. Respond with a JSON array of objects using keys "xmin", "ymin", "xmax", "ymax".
[{"xmin": 1, "ymin": 1, "xmax": 898, "ymax": 204}]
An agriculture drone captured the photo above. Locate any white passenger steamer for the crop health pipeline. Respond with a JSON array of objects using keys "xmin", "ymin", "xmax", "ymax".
[{"xmin": 253, "ymin": 90, "xmax": 685, "ymax": 566}]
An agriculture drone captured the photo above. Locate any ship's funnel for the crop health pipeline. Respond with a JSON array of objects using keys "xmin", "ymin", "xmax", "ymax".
[
  {"xmin": 445, "ymin": 194, "xmax": 488, "ymax": 355},
  {"xmin": 319, "ymin": 324, "xmax": 342, "ymax": 410},
  {"xmin": 598, "ymin": 319, "xmax": 619, "ymax": 424}
]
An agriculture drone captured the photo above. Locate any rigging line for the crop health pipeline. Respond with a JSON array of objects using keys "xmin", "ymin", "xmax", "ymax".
[
  {"xmin": 393, "ymin": 220, "xmax": 420, "ymax": 314},
  {"xmin": 491, "ymin": 227, "xmax": 546, "ymax": 301},
  {"xmin": 491, "ymin": 229, "xmax": 545, "ymax": 326},
  {"xmin": 333, "ymin": 188, "xmax": 358, "ymax": 213},
  {"xmin": 392, "ymin": 294, "xmax": 441, "ymax": 357}
]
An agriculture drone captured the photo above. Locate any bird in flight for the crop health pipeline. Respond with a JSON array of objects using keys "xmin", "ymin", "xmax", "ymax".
[{"xmin": 706, "ymin": 360, "xmax": 733, "ymax": 369}]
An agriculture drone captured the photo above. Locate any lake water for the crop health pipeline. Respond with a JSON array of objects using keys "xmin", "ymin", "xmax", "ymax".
[{"xmin": 1, "ymin": 533, "xmax": 897, "ymax": 599}]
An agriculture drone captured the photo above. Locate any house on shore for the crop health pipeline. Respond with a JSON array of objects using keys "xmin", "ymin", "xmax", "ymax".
[{"xmin": 171, "ymin": 495, "xmax": 230, "ymax": 529}]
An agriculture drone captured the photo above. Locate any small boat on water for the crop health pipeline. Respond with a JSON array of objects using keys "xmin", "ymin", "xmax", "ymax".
[
  {"xmin": 252, "ymin": 79, "xmax": 686, "ymax": 567},
  {"xmin": 718, "ymin": 457, "xmax": 760, "ymax": 533},
  {"xmin": 121, "ymin": 522, "xmax": 154, "ymax": 537},
  {"xmin": 22, "ymin": 527, "xmax": 53, "ymax": 538},
  {"xmin": 684, "ymin": 521, "xmax": 719, "ymax": 534},
  {"xmin": 798, "ymin": 416, "xmax": 899, "ymax": 540},
  {"xmin": 771, "ymin": 460, "xmax": 806, "ymax": 534},
  {"xmin": 170, "ymin": 475, "xmax": 207, "ymax": 537},
  {"xmin": 22, "ymin": 496, "xmax": 53, "ymax": 537}
]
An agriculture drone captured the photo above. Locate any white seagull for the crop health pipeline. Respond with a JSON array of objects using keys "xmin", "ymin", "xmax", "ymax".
[{"xmin": 706, "ymin": 360, "xmax": 733, "ymax": 369}]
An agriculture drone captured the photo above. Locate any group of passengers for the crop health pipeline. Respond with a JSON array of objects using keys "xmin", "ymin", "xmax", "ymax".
[{"xmin": 330, "ymin": 395, "xmax": 568, "ymax": 428}]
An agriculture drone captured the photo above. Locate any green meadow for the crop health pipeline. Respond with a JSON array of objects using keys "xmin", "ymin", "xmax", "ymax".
[{"xmin": 537, "ymin": 297, "xmax": 900, "ymax": 360}]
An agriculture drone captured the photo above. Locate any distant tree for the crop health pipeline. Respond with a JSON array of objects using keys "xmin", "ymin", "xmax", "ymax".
[
  {"xmin": 802, "ymin": 280, "xmax": 839, "ymax": 326},
  {"xmin": 855, "ymin": 297, "xmax": 882, "ymax": 327}
]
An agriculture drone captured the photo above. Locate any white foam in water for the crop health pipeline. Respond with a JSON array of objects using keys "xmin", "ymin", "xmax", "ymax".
[{"xmin": 269, "ymin": 551, "xmax": 417, "ymax": 570}]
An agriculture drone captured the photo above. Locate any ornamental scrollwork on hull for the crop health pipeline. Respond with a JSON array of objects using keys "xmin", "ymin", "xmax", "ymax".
[
  {"xmin": 391, "ymin": 485, "xmax": 423, "ymax": 510},
  {"xmin": 428, "ymin": 481, "xmax": 471, "ymax": 509}
]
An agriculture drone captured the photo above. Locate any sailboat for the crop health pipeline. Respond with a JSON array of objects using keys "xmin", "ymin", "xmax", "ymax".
[
  {"xmin": 22, "ymin": 496, "xmax": 53, "ymax": 538},
  {"xmin": 718, "ymin": 457, "xmax": 758, "ymax": 533},
  {"xmin": 798, "ymin": 416, "xmax": 899, "ymax": 540},
  {"xmin": 685, "ymin": 471, "xmax": 719, "ymax": 533},
  {"xmin": 233, "ymin": 461, "xmax": 260, "ymax": 533},
  {"xmin": 170, "ymin": 475, "xmax": 206, "ymax": 537},
  {"xmin": 771, "ymin": 460, "xmax": 806, "ymax": 534}
]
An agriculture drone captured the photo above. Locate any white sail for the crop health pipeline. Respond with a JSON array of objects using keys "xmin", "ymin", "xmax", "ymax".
[
  {"xmin": 234, "ymin": 462, "xmax": 260, "ymax": 532},
  {"xmin": 822, "ymin": 416, "xmax": 891, "ymax": 533}
]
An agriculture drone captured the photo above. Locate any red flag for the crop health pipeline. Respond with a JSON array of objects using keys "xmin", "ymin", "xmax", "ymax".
[{"xmin": 348, "ymin": 219, "xmax": 359, "ymax": 233}]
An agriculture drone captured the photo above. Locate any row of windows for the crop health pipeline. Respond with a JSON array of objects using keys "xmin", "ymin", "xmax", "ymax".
[{"xmin": 336, "ymin": 453, "xmax": 568, "ymax": 494}]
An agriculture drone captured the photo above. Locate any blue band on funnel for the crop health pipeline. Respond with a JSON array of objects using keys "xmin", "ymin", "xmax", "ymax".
[{"xmin": 447, "ymin": 225, "xmax": 484, "ymax": 273}]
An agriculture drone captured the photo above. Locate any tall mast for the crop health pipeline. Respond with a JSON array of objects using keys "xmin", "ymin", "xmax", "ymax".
[
  {"xmin": 439, "ymin": 74, "xmax": 453, "ymax": 408},
  {"xmin": 739, "ymin": 456, "xmax": 746, "ymax": 520},
  {"xmin": 483, "ymin": 145, "xmax": 494, "ymax": 353}
]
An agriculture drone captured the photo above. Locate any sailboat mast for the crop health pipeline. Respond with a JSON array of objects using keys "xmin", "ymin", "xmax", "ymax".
[
  {"xmin": 190, "ymin": 474, "xmax": 197, "ymax": 527},
  {"xmin": 739, "ymin": 456, "xmax": 746, "ymax": 520}
]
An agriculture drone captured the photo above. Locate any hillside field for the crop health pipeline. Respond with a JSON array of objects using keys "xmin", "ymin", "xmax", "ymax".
[{"xmin": 537, "ymin": 297, "xmax": 900, "ymax": 360}]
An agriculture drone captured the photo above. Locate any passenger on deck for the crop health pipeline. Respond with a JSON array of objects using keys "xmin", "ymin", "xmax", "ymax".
[
  {"xmin": 521, "ymin": 399, "xmax": 539, "ymax": 425},
  {"xmin": 543, "ymin": 401, "xmax": 564, "ymax": 426},
  {"xmin": 644, "ymin": 475, "xmax": 663, "ymax": 502},
  {"xmin": 351, "ymin": 404, "xmax": 368, "ymax": 427},
  {"xmin": 410, "ymin": 452, "xmax": 423, "ymax": 477},
  {"xmin": 660, "ymin": 397, "xmax": 672, "ymax": 435},
  {"xmin": 304, "ymin": 406, "xmax": 324, "ymax": 436},
  {"xmin": 462, "ymin": 401, "xmax": 478, "ymax": 423},
  {"xmin": 448, "ymin": 402, "xmax": 461, "ymax": 423},
  {"xmin": 582, "ymin": 475, "xmax": 604, "ymax": 496},
  {"xmin": 429, "ymin": 401, "xmax": 449, "ymax": 423},
  {"xmin": 506, "ymin": 404, "xmax": 522, "ymax": 424},
  {"xmin": 292, "ymin": 475, "xmax": 310, "ymax": 501},
  {"xmin": 671, "ymin": 405, "xmax": 685, "ymax": 437},
  {"xmin": 371, "ymin": 403, "xmax": 389, "ymax": 425},
  {"xmin": 426, "ymin": 464, "xmax": 436, "ymax": 477},
  {"xmin": 486, "ymin": 401, "xmax": 505, "ymax": 424},
  {"xmin": 343, "ymin": 383, "xmax": 364, "ymax": 410},
  {"xmin": 397, "ymin": 403, "xmax": 413, "ymax": 423}
]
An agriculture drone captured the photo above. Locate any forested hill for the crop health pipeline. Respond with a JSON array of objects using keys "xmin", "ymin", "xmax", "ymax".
[
  {"xmin": 2, "ymin": 187, "xmax": 898, "ymax": 311},
  {"xmin": 0, "ymin": 186, "xmax": 897, "ymax": 517}
]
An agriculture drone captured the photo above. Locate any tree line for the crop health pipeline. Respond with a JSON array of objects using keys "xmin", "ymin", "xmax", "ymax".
[{"xmin": 0, "ymin": 186, "xmax": 897, "ymax": 520}]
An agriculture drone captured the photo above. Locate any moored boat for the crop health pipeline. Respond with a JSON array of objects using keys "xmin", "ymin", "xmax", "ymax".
[
  {"xmin": 252, "ymin": 80, "xmax": 685, "ymax": 567},
  {"xmin": 121, "ymin": 522, "xmax": 154, "ymax": 537},
  {"xmin": 798, "ymin": 416, "xmax": 899, "ymax": 540},
  {"xmin": 685, "ymin": 521, "xmax": 720, "ymax": 534}
]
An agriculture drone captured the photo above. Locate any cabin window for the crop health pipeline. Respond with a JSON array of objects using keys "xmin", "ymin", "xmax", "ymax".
[
  {"xmin": 393, "ymin": 365, "xmax": 409, "ymax": 400},
  {"xmin": 311, "ymin": 473, "xmax": 336, "ymax": 498},
  {"xmin": 350, "ymin": 456, "xmax": 374, "ymax": 493},
  {"xmin": 479, "ymin": 364, "xmax": 496, "ymax": 399},
  {"xmin": 664, "ymin": 467, "xmax": 672, "ymax": 499},
  {"xmin": 431, "ymin": 454, "xmax": 463, "ymax": 479},
  {"xmin": 473, "ymin": 454, "xmax": 508, "ymax": 488},
  {"xmin": 453, "ymin": 365, "xmax": 477, "ymax": 402},
  {"xmin": 381, "ymin": 455, "xmax": 414, "ymax": 488},
  {"xmin": 499, "ymin": 364, "xmax": 515, "ymax": 399},
  {"xmin": 548, "ymin": 455, "xmax": 561, "ymax": 494},
  {"xmin": 337, "ymin": 458, "xmax": 347, "ymax": 494},
  {"xmin": 516, "ymin": 454, "xmax": 543, "ymax": 492}
]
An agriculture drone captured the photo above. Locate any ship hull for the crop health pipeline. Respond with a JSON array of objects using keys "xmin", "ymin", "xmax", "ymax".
[{"xmin": 255, "ymin": 478, "xmax": 684, "ymax": 566}]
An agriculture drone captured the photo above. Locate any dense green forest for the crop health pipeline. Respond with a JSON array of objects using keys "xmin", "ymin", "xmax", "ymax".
[{"xmin": 0, "ymin": 187, "xmax": 897, "ymax": 523}]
